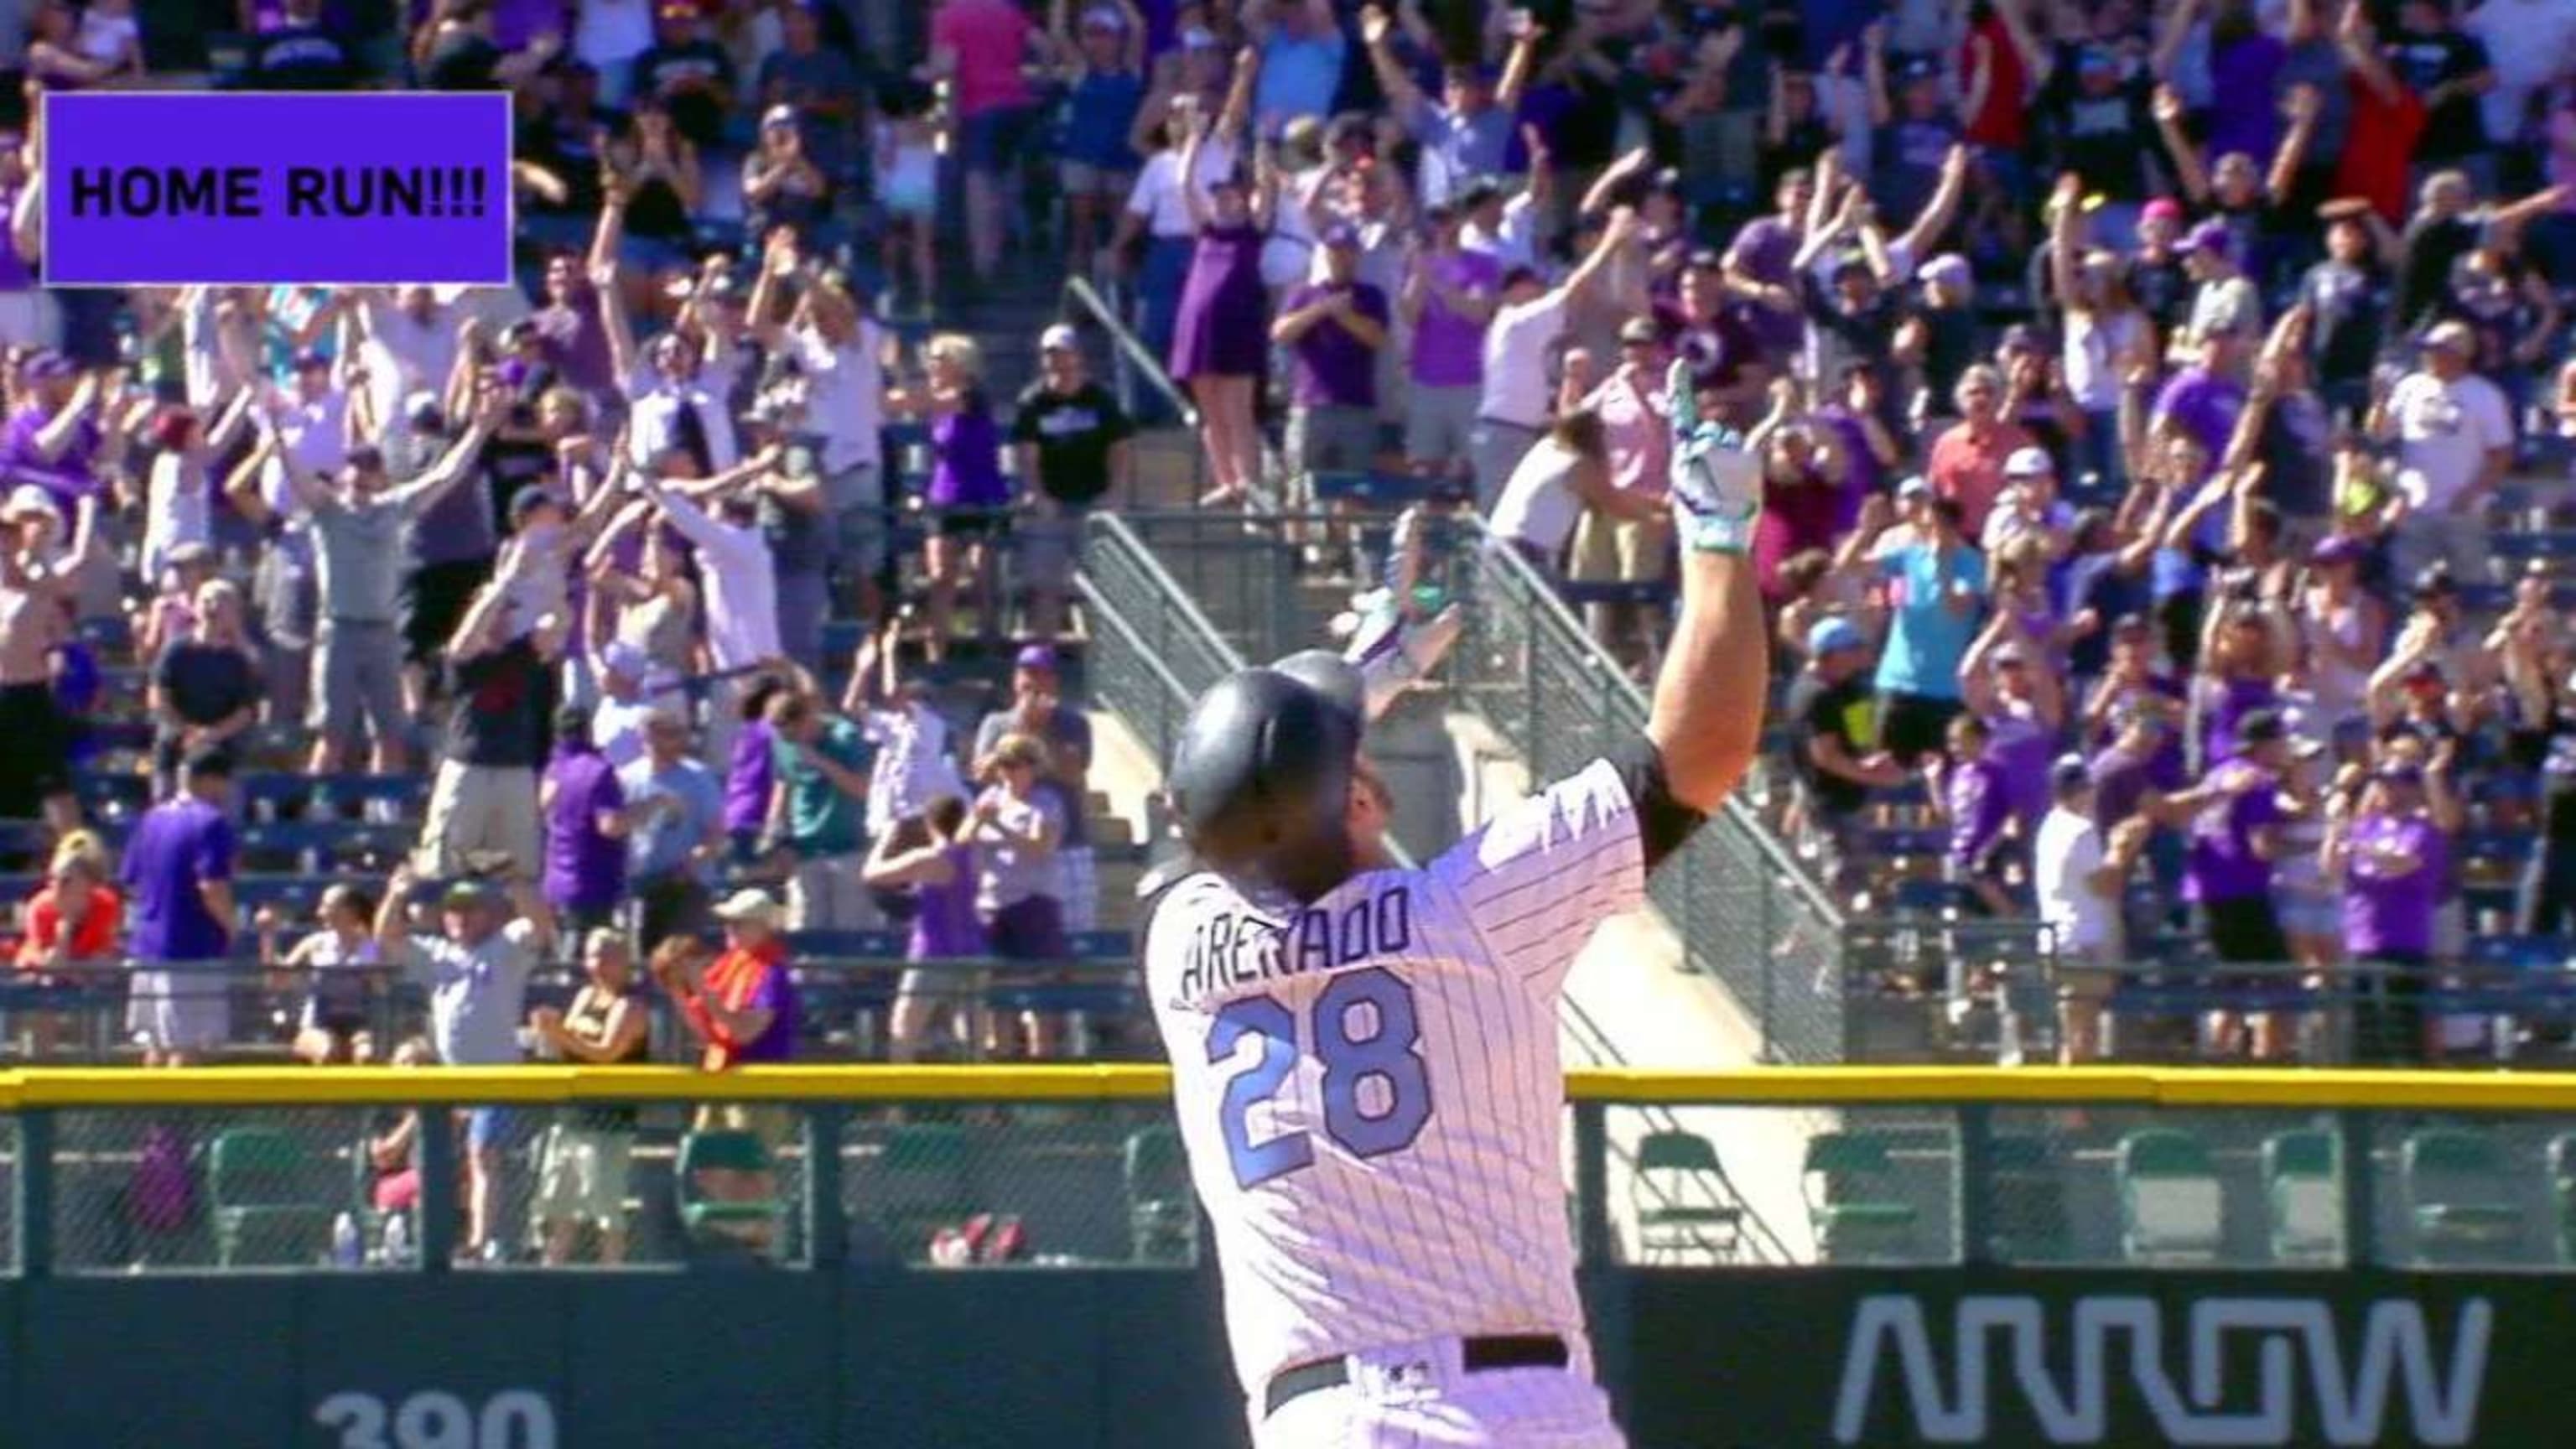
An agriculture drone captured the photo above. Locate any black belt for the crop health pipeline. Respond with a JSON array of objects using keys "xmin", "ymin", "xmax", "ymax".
[{"xmin": 1263, "ymin": 1333, "xmax": 1569, "ymax": 1418}]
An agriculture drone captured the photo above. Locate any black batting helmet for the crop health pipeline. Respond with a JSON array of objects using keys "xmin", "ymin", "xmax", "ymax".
[{"xmin": 1168, "ymin": 650, "xmax": 1368, "ymax": 901}]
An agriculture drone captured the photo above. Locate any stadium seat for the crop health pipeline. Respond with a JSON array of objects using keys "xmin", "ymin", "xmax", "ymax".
[
  {"xmin": 868, "ymin": 1123, "xmax": 973, "ymax": 1261},
  {"xmin": 1987, "ymin": 1135, "xmax": 2069, "ymax": 1262},
  {"xmin": 1123, "ymin": 1125, "xmax": 1194, "ymax": 1265},
  {"xmin": 2402, "ymin": 1128, "xmax": 2526, "ymax": 1265},
  {"xmin": 1629, "ymin": 1130, "xmax": 1742, "ymax": 1265},
  {"xmin": 210, "ymin": 1127, "xmax": 337, "ymax": 1268},
  {"xmin": 2550, "ymin": 1135, "xmax": 2576, "ymax": 1266},
  {"xmin": 2262, "ymin": 1130, "xmax": 2343, "ymax": 1266},
  {"xmin": 2115, "ymin": 1129, "xmax": 2223, "ymax": 1265},
  {"xmin": 1800, "ymin": 1131, "xmax": 1918, "ymax": 1263},
  {"xmin": 1308, "ymin": 470, "xmax": 1436, "ymax": 507},
  {"xmin": 674, "ymin": 1130, "xmax": 787, "ymax": 1250}
]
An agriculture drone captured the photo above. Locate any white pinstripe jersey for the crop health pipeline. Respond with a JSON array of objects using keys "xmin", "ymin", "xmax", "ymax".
[{"xmin": 1145, "ymin": 758, "xmax": 1646, "ymax": 1395}]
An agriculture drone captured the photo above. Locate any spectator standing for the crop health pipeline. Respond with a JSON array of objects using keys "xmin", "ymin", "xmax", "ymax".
[
  {"xmin": 971, "ymin": 733, "xmax": 1068, "ymax": 1057},
  {"xmin": 766, "ymin": 689, "xmax": 875, "ymax": 931},
  {"xmin": 2033, "ymin": 756, "xmax": 2151, "ymax": 1062},
  {"xmin": 1010, "ymin": 326, "xmax": 1135, "ymax": 641},
  {"xmin": 1104, "ymin": 94, "xmax": 1238, "ymax": 393},
  {"xmin": 1487, "ymin": 409, "xmax": 1664, "ymax": 579},
  {"xmin": 863, "ymin": 794, "xmax": 987, "ymax": 1062},
  {"xmin": 621, "ymin": 709, "xmax": 725, "ymax": 952},
  {"xmin": 1047, "ymin": 0, "xmax": 1149, "ymax": 268},
  {"xmin": 928, "ymin": 0, "xmax": 1039, "ymax": 286},
  {"xmin": 1398, "ymin": 200, "xmax": 1502, "ymax": 491},
  {"xmin": 267, "ymin": 884, "xmax": 379, "ymax": 1067},
  {"xmin": 2370, "ymin": 319, "xmax": 2513, "ymax": 584},
  {"xmin": 2323, "ymin": 751, "xmax": 2459, "ymax": 1064},
  {"xmin": 974, "ymin": 647, "xmax": 1097, "ymax": 934},
  {"xmin": 376, "ymin": 866, "xmax": 556, "ymax": 1263},
  {"xmin": 746, "ymin": 231, "xmax": 887, "ymax": 625},
  {"xmin": 636, "ymin": 458, "xmax": 781, "ymax": 766},
  {"xmin": 1869, "ymin": 483, "xmax": 1987, "ymax": 764},
  {"xmin": 0, "ymin": 487, "xmax": 84, "ymax": 834},
  {"xmin": 1931, "ymin": 713, "xmax": 2018, "ymax": 923},
  {"xmin": 898, "ymin": 335, "xmax": 1008, "ymax": 663},
  {"xmin": 1358, "ymin": 2, "xmax": 1532, "ymax": 205},
  {"xmin": 16, "ymin": 832, "xmax": 119, "ymax": 1061},
  {"xmin": 1170, "ymin": 94, "xmax": 1274, "ymax": 508},
  {"xmin": 528, "ymin": 927, "xmax": 649, "ymax": 1265},
  {"xmin": 145, "ymin": 580, "xmax": 259, "ymax": 800},
  {"xmin": 1925, "ymin": 366, "xmax": 2034, "ymax": 537},
  {"xmin": 1472, "ymin": 210, "xmax": 1636, "ymax": 512},
  {"xmin": 416, "ymin": 553, "xmax": 562, "ymax": 882},
  {"xmin": 121, "ymin": 746, "xmax": 238, "ymax": 1067},
  {"xmin": 663, "ymin": 889, "xmax": 800, "ymax": 1141},
  {"xmin": 1571, "ymin": 319, "xmax": 1676, "ymax": 660},
  {"xmin": 2164, "ymin": 708, "xmax": 2294, "ymax": 1058},
  {"xmin": 540, "ymin": 705, "xmax": 630, "ymax": 938},
  {"xmin": 1785, "ymin": 617, "xmax": 1905, "ymax": 906},
  {"xmin": 1273, "ymin": 223, "xmax": 1389, "ymax": 519}
]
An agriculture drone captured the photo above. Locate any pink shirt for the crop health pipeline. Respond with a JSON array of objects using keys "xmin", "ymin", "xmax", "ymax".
[
  {"xmin": 1588, "ymin": 371, "xmax": 1670, "ymax": 500},
  {"xmin": 933, "ymin": 0, "xmax": 1035, "ymax": 117}
]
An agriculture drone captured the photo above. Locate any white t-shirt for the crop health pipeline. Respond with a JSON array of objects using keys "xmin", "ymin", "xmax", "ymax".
[
  {"xmin": 1462, "ymin": 195, "xmax": 1541, "ymax": 275},
  {"xmin": 2033, "ymin": 806, "xmax": 2115, "ymax": 954},
  {"xmin": 1486, "ymin": 437, "xmax": 1587, "ymax": 558},
  {"xmin": 2388, "ymin": 370, "xmax": 2513, "ymax": 512},
  {"xmin": 792, "ymin": 322, "xmax": 886, "ymax": 475},
  {"xmin": 1478, "ymin": 291, "xmax": 1569, "ymax": 429},
  {"xmin": 1125, "ymin": 140, "xmax": 1238, "ymax": 240}
]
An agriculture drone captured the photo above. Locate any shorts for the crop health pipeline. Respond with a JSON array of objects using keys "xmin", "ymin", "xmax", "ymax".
[
  {"xmin": 1016, "ymin": 506, "xmax": 1082, "ymax": 592},
  {"xmin": 2273, "ymin": 886, "xmax": 2340, "ymax": 939},
  {"xmin": 986, "ymin": 893, "xmax": 1069, "ymax": 962},
  {"xmin": 1059, "ymin": 159, "xmax": 1133, "ymax": 198},
  {"xmin": 415, "ymin": 761, "xmax": 542, "ymax": 881},
  {"xmin": 788, "ymin": 852, "xmax": 878, "ymax": 932},
  {"xmin": 2205, "ymin": 896, "xmax": 2289, "ymax": 968},
  {"xmin": 828, "ymin": 466, "xmax": 887, "ymax": 576},
  {"xmin": 0, "ymin": 681, "xmax": 70, "ymax": 818},
  {"xmin": 1568, "ymin": 511, "xmax": 1673, "ymax": 584},
  {"xmin": 1404, "ymin": 385, "xmax": 1478, "ymax": 467},
  {"xmin": 126, "ymin": 966, "xmax": 230, "ymax": 1055},
  {"xmin": 1876, "ymin": 692, "xmax": 1963, "ymax": 768},
  {"xmin": 311, "ymin": 618, "xmax": 406, "ymax": 746},
  {"xmin": 402, "ymin": 558, "xmax": 492, "ymax": 668},
  {"xmin": 957, "ymin": 106, "xmax": 1031, "ymax": 174},
  {"xmin": 465, "ymin": 1106, "xmax": 513, "ymax": 1154},
  {"xmin": 932, "ymin": 508, "xmax": 1004, "ymax": 542},
  {"xmin": 1287, "ymin": 405, "xmax": 1379, "ymax": 480},
  {"xmin": 2054, "ymin": 943, "xmax": 2121, "ymax": 1003},
  {"xmin": 535, "ymin": 1123, "xmax": 634, "ymax": 1228}
]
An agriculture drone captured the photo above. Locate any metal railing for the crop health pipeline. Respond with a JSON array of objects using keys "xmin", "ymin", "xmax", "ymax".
[
  {"xmin": 1060, "ymin": 275, "xmax": 1200, "ymax": 430},
  {"xmin": 1073, "ymin": 513, "xmax": 1793, "ymax": 1261},
  {"xmin": 8, "ymin": 1064, "xmax": 2576, "ymax": 1275},
  {"xmin": 1097, "ymin": 506, "xmax": 1851, "ymax": 1063}
]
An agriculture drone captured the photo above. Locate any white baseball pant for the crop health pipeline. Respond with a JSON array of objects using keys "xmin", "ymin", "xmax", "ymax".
[{"xmin": 1252, "ymin": 1336, "xmax": 1627, "ymax": 1448}]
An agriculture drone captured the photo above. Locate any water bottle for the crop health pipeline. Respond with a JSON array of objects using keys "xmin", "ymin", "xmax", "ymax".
[
  {"xmin": 382, "ymin": 1211, "xmax": 412, "ymax": 1265},
  {"xmin": 331, "ymin": 1212, "xmax": 363, "ymax": 1269}
]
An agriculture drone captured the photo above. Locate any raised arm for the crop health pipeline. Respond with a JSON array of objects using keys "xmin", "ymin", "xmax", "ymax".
[
  {"xmin": 1494, "ymin": 14, "xmax": 1541, "ymax": 112},
  {"xmin": 1896, "ymin": 144, "xmax": 1971, "ymax": 265},
  {"xmin": 1648, "ymin": 356, "xmax": 1768, "ymax": 815},
  {"xmin": 2151, "ymin": 85, "xmax": 2210, "ymax": 205},
  {"xmin": 2266, "ymin": 84, "xmax": 2321, "ymax": 205},
  {"xmin": 385, "ymin": 402, "xmax": 501, "ymax": 512},
  {"xmin": 1358, "ymin": 4, "xmax": 1425, "ymax": 118}
]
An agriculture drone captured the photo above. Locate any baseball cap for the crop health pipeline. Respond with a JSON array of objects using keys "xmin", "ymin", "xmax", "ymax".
[
  {"xmin": 441, "ymin": 877, "xmax": 502, "ymax": 911},
  {"xmin": 2004, "ymin": 445, "xmax": 2054, "ymax": 480},
  {"xmin": 2376, "ymin": 760, "xmax": 2427, "ymax": 785},
  {"xmin": 712, "ymin": 888, "xmax": 782, "ymax": 928},
  {"xmin": 1079, "ymin": 3, "xmax": 1126, "ymax": 29},
  {"xmin": 1618, "ymin": 316, "xmax": 1661, "ymax": 345},
  {"xmin": 1896, "ymin": 475, "xmax": 1933, "ymax": 501},
  {"xmin": 1, "ymin": 485, "xmax": 58, "ymax": 523},
  {"xmin": 1037, "ymin": 323, "xmax": 1080, "ymax": 354},
  {"xmin": 291, "ymin": 350, "xmax": 331, "ymax": 373},
  {"xmin": 601, "ymin": 641, "xmax": 650, "ymax": 680},
  {"xmin": 1456, "ymin": 177, "xmax": 1504, "ymax": 210},
  {"xmin": 2234, "ymin": 708, "xmax": 2287, "ymax": 748},
  {"xmin": 1321, "ymin": 221, "xmax": 1363, "ymax": 250},
  {"xmin": 1919, "ymin": 254, "xmax": 1971, "ymax": 289},
  {"xmin": 1993, "ymin": 641, "xmax": 2032, "ymax": 666},
  {"xmin": 1808, "ymin": 617, "xmax": 1866, "ymax": 657},
  {"xmin": 508, "ymin": 485, "xmax": 562, "ymax": 527},
  {"xmin": 1684, "ymin": 247, "xmax": 1726, "ymax": 273},
  {"xmin": 2402, "ymin": 657, "xmax": 2445, "ymax": 685},
  {"xmin": 1015, "ymin": 643, "xmax": 1061, "ymax": 674},
  {"xmin": 2049, "ymin": 754, "xmax": 2093, "ymax": 794},
  {"xmin": 2423, "ymin": 319, "xmax": 2476, "ymax": 355},
  {"xmin": 20, "ymin": 351, "xmax": 70, "ymax": 381},
  {"xmin": 2141, "ymin": 197, "xmax": 2185, "ymax": 225},
  {"xmin": 1180, "ymin": 24, "xmax": 1218, "ymax": 49},
  {"xmin": 2184, "ymin": 220, "xmax": 2234, "ymax": 257},
  {"xmin": 2109, "ymin": 612, "xmax": 2150, "ymax": 638},
  {"xmin": 2311, "ymin": 534, "xmax": 2365, "ymax": 567},
  {"xmin": 2411, "ymin": 562, "xmax": 2458, "ymax": 598},
  {"xmin": 761, "ymin": 103, "xmax": 799, "ymax": 132}
]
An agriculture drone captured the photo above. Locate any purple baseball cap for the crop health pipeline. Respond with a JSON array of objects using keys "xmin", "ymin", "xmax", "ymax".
[
  {"xmin": 2184, "ymin": 220, "xmax": 2234, "ymax": 257},
  {"xmin": 1014, "ymin": 644, "xmax": 1060, "ymax": 674}
]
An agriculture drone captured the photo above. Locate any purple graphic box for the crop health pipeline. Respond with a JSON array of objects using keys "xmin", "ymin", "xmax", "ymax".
[{"xmin": 43, "ymin": 91, "xmax": 514, "ymax": 287}]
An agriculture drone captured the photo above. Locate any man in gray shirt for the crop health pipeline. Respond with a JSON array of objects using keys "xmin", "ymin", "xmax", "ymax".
[
  {"xmin": 262, "ymin": 392, "xmax": 499, "ymax": 776},
  {"xmin": 376, "ymin": 865, "xmax": 555, "ymax": 1263}
]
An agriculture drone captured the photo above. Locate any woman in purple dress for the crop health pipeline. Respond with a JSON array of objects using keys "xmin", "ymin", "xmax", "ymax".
[
  {"xmin": 864, "ymin": 794, "xmax": 988, "ymax": 1062},
  {"xmin": 904, "ymin": 334, "xmax": 1007, "ymax": 662},
  {"xmin": 1168, "ymin": 91, "xmax": 1274, "ymax": 508}
]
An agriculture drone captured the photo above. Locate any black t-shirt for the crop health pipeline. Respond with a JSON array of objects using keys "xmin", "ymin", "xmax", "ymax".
[
  {"xmin": 444, "ymin": 637, "xmax": 552, "ymax": 768},
  {"xmin": 249, "ymin": 25, "xmax": 355, "ymax": 89},
  {"xmin": 2047, "ymin": 77, "xmax": 2153, "ymax": 200},
  {"xmin": 153, "ymin": 641, "xmax": 259, "ymax": 728},
  {"xmin": 2299, "ymin": 259, "xmax": 2388, "ymax": 387},
  {"xmin": 1786, "ymin": 671, "xmax": 1876, "ymax": 818},
  {"xmin": 1008, "ymin": 382, "xmax": 1135, "ymax": 508},
  {"xmin": 1914, "ymin": 303, "xmax": 1979, "ymax": 414},
  {"xmin": 631, "ymin": 42, "xmax": 736, "ymax": 148},
  {"xmin": 2385, "ymin": 28, "xmax": 2490, "ymax": 161},
  {"xmin": 2395, "ymin": 214, "xmax": 2480, "ymax": 334},
  {"xmin": 2125, "ymin": 250, "xmax": 2193, "ymax": 337},
  {"xmin": 423, "ymin": 29, "xmax": 503, "ymax": 90}
]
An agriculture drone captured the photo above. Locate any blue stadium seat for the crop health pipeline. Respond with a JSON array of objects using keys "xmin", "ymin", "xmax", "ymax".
[
  {"xmin": 785, "ymin": 928, "xmax": 904, "ymax": 960},
  {"xmin": 1309, "ymin": 470, "xmax": 1435, "ymax": 507}
]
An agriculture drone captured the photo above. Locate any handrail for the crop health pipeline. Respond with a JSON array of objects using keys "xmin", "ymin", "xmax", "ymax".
[
  {"xmin": 1085, "ymin": 513, "xmax": 1244, "ymax": 674},
  {"xmin": 1062, "ymin": 274, "xmax": 1201, "ymax": 428},
  {"xmin": 11, "ymin": 1063, "xmax": 2576, "ymax": 1111}
]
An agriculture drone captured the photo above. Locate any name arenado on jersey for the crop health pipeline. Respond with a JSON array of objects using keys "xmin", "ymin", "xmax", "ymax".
[{"xmin": 1172, "ymin": 881, "xmax": 1415, "ymax": 1003}]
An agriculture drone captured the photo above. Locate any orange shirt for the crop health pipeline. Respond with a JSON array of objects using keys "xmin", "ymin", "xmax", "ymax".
[
  {"xmin": 17, "ymin": 885, "xmax": 121, "ymax": 969},
  {"xmin": 695, "ymin": 938, "xmax": 792, "ymax": 1072}
]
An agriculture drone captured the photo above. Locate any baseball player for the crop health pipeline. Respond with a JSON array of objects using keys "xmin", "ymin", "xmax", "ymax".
[{"xmin": 1144, "ymin": 358, "xmax": 1768, "ymax": 1446}]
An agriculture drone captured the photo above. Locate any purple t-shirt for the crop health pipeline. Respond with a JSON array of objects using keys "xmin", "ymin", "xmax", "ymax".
[
  {"xmin": 728, "ymin": 959, "xmax": 800, "ymax": 1064},
  {"xmin": 0, "ymin": 404, "xmax": 102, "ymax": 511},
  {"xmin": 1724, "ymin": 215, "xmax": 1806, "ymax": 358},
  {"xmin": 2202, "ymin": 675, "xmax": 2279, "ymax": 766},
  {"xmin": 1985, "ymin": 703, "xmax": 2058, "ymax": 831},
  {"xmin": 120, "ymin": 796, "xmax": 236, "ymax": 962},
  {"xmin": 2342, "ymin": 813, "xmax": 2445, "ymax": 957},
  {"xmin": 2185, "ymin": 759, "xmax": 2283, "ymax": 903},
  {"xmin": 1408, "ymin": 249, "xmax": 1500, "ymax": 388},
  {"xmin": 1946, "ymin": 756, "xmax": 2012, "ymax": 868},
  {"xmin": 1284, "ymin": 282, "xmax": 1389, "ymax": 409},
  {"xmin": 928, "ymin": 396, "xmax": 1009, "ymax": 508},
  {"xmin": 543, "ymin": 745, "xmax": 628, "ymax": 911},
  {"xmin": 910, "ymin": 844, "xmax": 985, "ymax": 959},
  {"xmin": 2151, "ymin": 367, "xmax": 2248, "ymax": 463},
  {"xmin": 724, "ymin": 717, "xmax": 776, "ymax": 835},
  {"xmin": 532, "ymin": 288, "xmax": 616, "ymax": 400}
]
